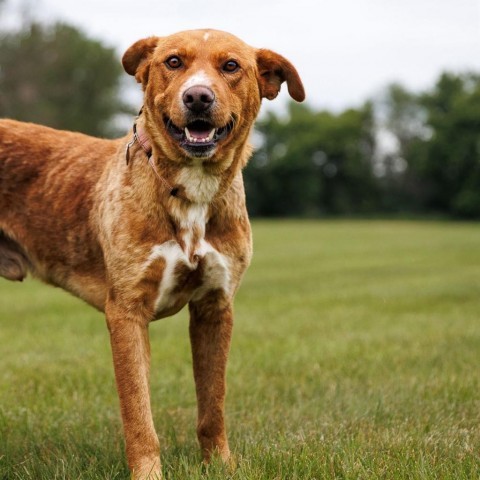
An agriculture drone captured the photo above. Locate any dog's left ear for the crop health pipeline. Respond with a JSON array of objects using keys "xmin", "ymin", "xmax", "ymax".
[
  {"xmin": 122, "ymin": 36, "xmax": 160, "ymax": 84},
  {"xmin": 256, "ymin": 49, "xmax": 305, "ymax": 102}
]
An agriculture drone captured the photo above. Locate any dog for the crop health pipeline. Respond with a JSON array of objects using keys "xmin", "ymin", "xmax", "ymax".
[{"xmin": 0, "ymin": 29, "xmax": 304, "ymax": 479}]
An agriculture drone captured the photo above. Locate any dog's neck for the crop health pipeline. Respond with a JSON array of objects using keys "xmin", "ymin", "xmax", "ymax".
[
  {"xmin": 126, "ymin": 118, "xmax": 185, "ymax": 199},
  {"xmin": 124, "ymin": 113, "xmax": 247, "ymax": 261}
]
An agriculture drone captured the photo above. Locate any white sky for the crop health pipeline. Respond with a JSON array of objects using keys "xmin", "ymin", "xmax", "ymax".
[{"xmin": 4, "ymin": 0, "xmax": 480, "ymax": 112}]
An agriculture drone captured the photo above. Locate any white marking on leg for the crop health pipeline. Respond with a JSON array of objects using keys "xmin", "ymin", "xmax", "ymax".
[{"xmin": 203, "ymin": 32, "xmax": 210, "ymax": 41}]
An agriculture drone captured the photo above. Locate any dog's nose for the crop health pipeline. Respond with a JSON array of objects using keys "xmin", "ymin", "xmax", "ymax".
[{"xmin": 183, "ymin": 86, "xmax": 215, "ymax": 113}]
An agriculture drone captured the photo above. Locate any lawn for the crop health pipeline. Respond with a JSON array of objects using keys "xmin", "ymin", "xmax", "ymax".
[{"xmin": 0, "ymin": 220, "xmax": 479, "ymax": 479}]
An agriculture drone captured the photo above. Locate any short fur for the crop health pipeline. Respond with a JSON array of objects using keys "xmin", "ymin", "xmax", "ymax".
[{"xmin": 0, "ymin": 29, "xmax": 304, "ymax": 479}]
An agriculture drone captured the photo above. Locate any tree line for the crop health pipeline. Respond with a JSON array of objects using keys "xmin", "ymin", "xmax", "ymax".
[
  {"xmin": 1, "ymin": 13, "xmax": 479, "ymax": 219},
  {"xmin": 245, "ymin": 75, "xmax": 480, "ymax": 219}
]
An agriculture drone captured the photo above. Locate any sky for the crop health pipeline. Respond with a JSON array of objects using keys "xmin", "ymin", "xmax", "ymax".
[{"xmin": 4, "ymin": 0, "xmax": 480, "ymax": 113}]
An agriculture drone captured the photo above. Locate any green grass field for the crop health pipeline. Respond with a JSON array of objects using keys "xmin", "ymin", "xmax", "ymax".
[{"xmin": 0, "ymin": 220, "xmax": 479, "ymax": 479}]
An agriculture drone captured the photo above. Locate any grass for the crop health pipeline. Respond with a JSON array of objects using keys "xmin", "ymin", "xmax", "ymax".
[{"xmin": 0, "ymin": 219, "xmax": 479, "ymax": 479}]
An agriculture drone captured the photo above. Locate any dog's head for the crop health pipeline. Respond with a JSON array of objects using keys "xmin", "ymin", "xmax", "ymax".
[{"xmin": 123, "ymin": 29, "xmax": 305, "ymax": 164}]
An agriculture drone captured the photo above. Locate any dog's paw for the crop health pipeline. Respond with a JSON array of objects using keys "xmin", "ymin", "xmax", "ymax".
[{"xmin": 131, "ymin": 458, "xmax": 162, "ymax": 480}]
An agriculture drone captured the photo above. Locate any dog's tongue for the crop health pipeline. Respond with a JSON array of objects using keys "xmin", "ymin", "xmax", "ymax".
[
  {"xmin": 185, "ymin": 122, "xmax": 216, "ymax": 142},
  {"xmin": 189, "ymin": 126, "xmax": 211, "ymax": 139}
]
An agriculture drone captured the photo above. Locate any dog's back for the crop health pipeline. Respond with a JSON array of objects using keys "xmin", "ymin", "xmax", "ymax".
[{"xmin": 0, "ymin": 120, "xmax": 118, "ymax": 306}]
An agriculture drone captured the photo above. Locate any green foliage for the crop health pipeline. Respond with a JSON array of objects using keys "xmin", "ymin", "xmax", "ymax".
[
  {"xmin": 377, "ymin": 73, "xmax": 480, "ymax": 218},
  {"xmin": 0, "ymin": 22, "xmax": 128, "ymax": 137},
  {"xmin": 414, "ymin": 73, "xmax": 480, "ymax": 217},
  {"xmin": 245, "ymin": 102, "xmax": 379, "ymax": 216},
  {"xmin": 1, "ymin": 220, "xmax": 479, "ymax": 479},
  {"xmin": 247, "ymin": 72, "xmax": 480, "ymax": 219}
]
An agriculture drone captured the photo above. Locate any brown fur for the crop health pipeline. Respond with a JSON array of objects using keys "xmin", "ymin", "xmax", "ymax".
[{"xmin": 0, "ymin": 29, "xmax": 304, "ymax": 479}]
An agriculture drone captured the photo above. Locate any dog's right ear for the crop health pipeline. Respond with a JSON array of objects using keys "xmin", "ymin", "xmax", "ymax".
[{"xmin": 122, "ymin": 37, "xmax": 160, "ymax": 84}]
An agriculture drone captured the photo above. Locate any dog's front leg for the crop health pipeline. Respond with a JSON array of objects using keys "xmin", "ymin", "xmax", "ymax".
[
  {"xmin": 188, "ymin": 292, "xmax": 233, "ymax": 463},
  {"xmin": 106, "ymin": 302, "xmax": 161, "ymax": 479}
]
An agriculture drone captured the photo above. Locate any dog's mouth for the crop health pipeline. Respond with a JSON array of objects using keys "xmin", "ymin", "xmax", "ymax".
[{"xmin": 164, "ymin": 117, "xmax": 234, "ymax": 157}]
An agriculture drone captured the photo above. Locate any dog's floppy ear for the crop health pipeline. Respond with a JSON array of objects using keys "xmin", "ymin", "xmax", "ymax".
[
  {"xmin": 256, "ymin": 49, "xmax": 305, "ymax": 102},
  {"xmin": 122, "ymin": 36, "xmax": 160, "ymax": 84}
]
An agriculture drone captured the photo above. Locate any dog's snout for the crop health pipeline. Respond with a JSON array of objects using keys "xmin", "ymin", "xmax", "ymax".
[{"xmin": 183, "ymin": 86, "xmax": 215, "ymax": 113}]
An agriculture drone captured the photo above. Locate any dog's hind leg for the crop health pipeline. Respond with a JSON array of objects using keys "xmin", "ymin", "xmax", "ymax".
[
  {"xmin": 188, "ymin": 292, "xmax": 233, "ymax": 464},
  {"xmin": 0, "ymin": 231, "xmax": 29, "ymax": 281}
]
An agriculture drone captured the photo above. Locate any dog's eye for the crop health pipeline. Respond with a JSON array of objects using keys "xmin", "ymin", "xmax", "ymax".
[
  {"xmin": 165, "ymin": 56, "xmax": 183, "ymax": 69},
  {"xmin": 223, "ymin": 60, "xmax": 239, "ymax": 73}
]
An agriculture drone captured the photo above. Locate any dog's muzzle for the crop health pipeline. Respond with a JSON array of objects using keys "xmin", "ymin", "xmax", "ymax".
[{"xmin": 164, "ymin": 86, "xmax": 235, "ymax": 158}]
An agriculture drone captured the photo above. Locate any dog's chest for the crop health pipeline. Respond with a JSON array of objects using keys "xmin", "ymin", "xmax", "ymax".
[{"xmin": 145, "ymin": 204, "xmax": 230, "ymax": 318}]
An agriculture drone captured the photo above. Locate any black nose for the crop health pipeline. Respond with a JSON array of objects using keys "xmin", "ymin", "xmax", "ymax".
[{"xmin": 182, "ymin": 86, "xmax": 215, "ymax": 113}]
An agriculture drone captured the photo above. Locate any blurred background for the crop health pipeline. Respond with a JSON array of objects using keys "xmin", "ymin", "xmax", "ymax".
[{"xmin": 1, "ymin": 0, "xmax": 479, "ymax": 218}]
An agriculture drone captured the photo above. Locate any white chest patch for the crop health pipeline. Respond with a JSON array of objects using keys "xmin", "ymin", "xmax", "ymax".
[
  {"xmin": 145, "ymin": 204, "xmax": 233, "ymax": 317},
  {"xmin": 146, "ymin": 237, "xmax": 231, "ymax": 317},
  {"xmin": 177, "ymin": 165, "xmax": 220, "ymax": 204}
]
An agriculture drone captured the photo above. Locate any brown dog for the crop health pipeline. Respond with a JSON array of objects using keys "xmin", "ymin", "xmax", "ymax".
[{"xmin": 0, "ymin": 29, "xmax": 304, "ymax": 478}]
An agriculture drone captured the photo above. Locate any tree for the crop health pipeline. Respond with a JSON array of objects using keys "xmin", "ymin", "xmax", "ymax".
[
  {"xmin": 374, "ymin": 83, "xmax": 431, "ymax": 213},
  {"xmin": 377, "ymin": 74, "xmax": 480, "ymax": 218},
  {"xmin": 0, "ymin": 21, "xmax": 129, "ymax": 137},
  {"xmin": 413, "ymin": 73, "xmax": 480, "ymax": 217},
  {"xmin": 244, "ymin": 102, "xmax": 378, "ymax": 216}
]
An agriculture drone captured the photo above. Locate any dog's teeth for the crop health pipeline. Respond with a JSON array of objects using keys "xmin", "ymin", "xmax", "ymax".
[
  {"xmin": 185, "ymin": 127, "xmax": 216, "ymax": 143},
  {"xmin": 185, "ymin": 127, "xmax": 194, "ymax": 142},
  {"xmin": 207, "ymin": 128, "xmax": 216, "ymax": 142}
]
